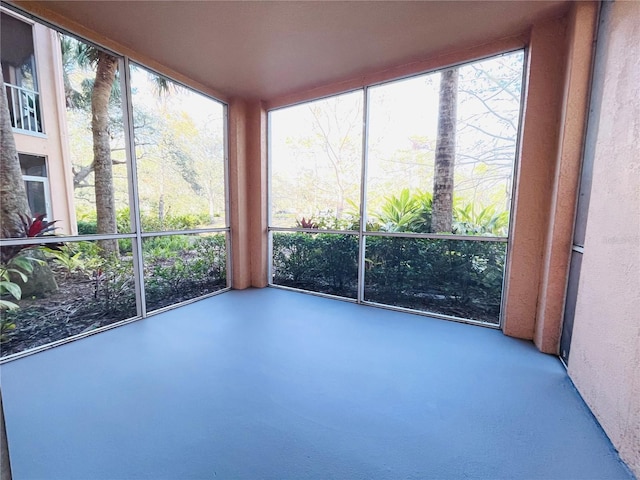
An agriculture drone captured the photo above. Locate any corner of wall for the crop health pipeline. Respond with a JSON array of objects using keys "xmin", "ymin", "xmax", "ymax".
[
  {"xmin": 228, "ymin": 98, "xmax": 251, "ymax": 289},
  {"xmin": 228, "ymin": 98, "xmax": 269, "ymax": 290},
  {"xmin": 502, "ymin": 13, "xmax": 569, "ymax": 341},
  {"xmin": 533, "ymin": 1, "xmax": 599, "ymax": 354},
  {"xmin": 247, "ymin": 101, "xmax": 268, "ymax": 288}
]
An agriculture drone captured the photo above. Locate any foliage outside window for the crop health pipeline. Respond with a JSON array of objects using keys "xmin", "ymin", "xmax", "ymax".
[
  {"xmin": 272, "ymin": 232, "xmax": 358, "ymax": 298},
  {"xmin": 0, "ymin": 9, "xmax": 229, "ymax": 359},
  {"xmin": 364, "ymin": 237, "xmax": 506, "ymax": 324},
  {"xmin": 270, "ymin": 91, "xmax": 363, "ymax": 231},
  {"xmin": 269, "ymin": 51, "xmax": 524, "ymax": 325},
  {"xmin": 143, "ymin": 233, "xmax": 227, "ymax": 312}
]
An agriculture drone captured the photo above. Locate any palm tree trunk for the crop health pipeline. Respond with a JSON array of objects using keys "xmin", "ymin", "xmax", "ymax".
[
  {"xmin": 91, "ymin": 51, "xmax": 119, "ymax": 256},
  {"xmin": 1, "ymin": 79, "xmax": 57, "ymax": 294},
  {"xmin": 431, "ymin": 68, "xmax": 458, "ymax": 233}
]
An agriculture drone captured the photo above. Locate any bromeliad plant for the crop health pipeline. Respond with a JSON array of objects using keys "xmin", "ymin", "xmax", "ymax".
[{"xmin": 296, "ymin": 217, "xmax": 319, "ymax": 229}]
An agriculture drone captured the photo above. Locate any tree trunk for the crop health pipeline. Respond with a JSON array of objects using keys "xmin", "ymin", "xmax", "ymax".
[
  {"xmin": 92, "ymin": 51, "xmax": 119, "ymax": 257},
  {"xmin": 1, "ymin": 79, "xmax": 57, "ymax": 294},
  {"xmin": 207, "ymin": 189, "xmax": 216, "ymax": 224},
  {"xmin": 431, "ymin": 68, "xmax": 458, "ymax": 233},
  {"xmin": 158, "ymin": 193, "xmax": 165, "ymax": 226},
  {"xmin": 0, "ymin": 79, "xmax": 31, "ymax": 241}
]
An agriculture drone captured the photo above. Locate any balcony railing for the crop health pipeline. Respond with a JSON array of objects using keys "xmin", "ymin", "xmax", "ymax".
[{"xmin": 5, "ymin": 82, "xmax": 43, "ymax": 134}]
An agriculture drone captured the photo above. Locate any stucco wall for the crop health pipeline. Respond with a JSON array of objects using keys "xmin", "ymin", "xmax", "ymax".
[{"xmin": 568, "ymin": 1, "xmax": 640, "ymax": 477}]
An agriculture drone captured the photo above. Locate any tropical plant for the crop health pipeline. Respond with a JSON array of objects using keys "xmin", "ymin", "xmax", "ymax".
[
  {"xmin": 374, "ymin": 189, "xmax": 421, "ymax": 232},
  {"xmin": 0, "ymin": 255, "xmax": 41, "ymax": 311},
  {"xmin": 0, "ymin": 214, "xmax": 61, "ymax": 342},
  {"xmin": 46, "ymin": 244, "xmax": 102, "ymax": 279},
  {"xmin": 453, "ymin": 204, "xmax": 509, "ymax": 236},
  {"xmin": 296, "ymin": 217, "xmax": 319, "ymax": 229},
  {"xmin": 374, "ymin": 189, "xmax": 433, "ymax": 233}
]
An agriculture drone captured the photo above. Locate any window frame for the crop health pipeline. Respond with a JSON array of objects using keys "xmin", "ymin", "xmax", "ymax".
[
  {"xmin": 267, "ymin": 48, "xmax": 528, "ymax": 328},
  {"xmin": 0, "ymin": 3, "xmax": 232, "ymax": 362}
]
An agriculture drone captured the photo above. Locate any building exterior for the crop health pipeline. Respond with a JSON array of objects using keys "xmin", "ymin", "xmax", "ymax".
[{"xmin": 1, "ymin": 7, "xmax": 76, "ymax": 235}]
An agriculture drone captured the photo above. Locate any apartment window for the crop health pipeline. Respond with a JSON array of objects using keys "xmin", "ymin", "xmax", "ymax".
[
  {"xmin": 19, "ymin": 154, "xmax": 52, "ymax": 221},
  {"xmin": 269, "ymin": 51, "xmax": 525, "ymax": 325},
  {"xmin": 1, "ymin": 11, "xmax": 42, "ymax": 133}
]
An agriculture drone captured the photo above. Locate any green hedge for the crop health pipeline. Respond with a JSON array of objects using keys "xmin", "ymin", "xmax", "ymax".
[
  {"xmin": 272, "ymin": 232, "xmax": 358, "ymax": 298},
  {"xmin": 272, "ymin": 232, "xmax": 505, "ymax": 323}
]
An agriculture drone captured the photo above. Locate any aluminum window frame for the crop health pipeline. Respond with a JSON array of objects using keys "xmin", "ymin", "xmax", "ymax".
[
  {"xmin": 267, "ymin": 49, "xmax": 528, "ymax": 328},
  {"xmin": 0, "ymin": 4, "xmax": 232, "ymax": 363}
]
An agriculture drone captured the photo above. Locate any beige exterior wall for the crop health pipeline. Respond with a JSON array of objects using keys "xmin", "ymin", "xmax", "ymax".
[
  {"xmin": 8, "ymin": 11, "xmax": 76, "ymax": 235},
  {"xmin": 502, "ymin": 14, "xmax": 568, "ymax": 340},
  {"xmin": 568, "ymin": 1, "xmax": 640, "ymax": 477},
  {"xmin": 503, "ymin": 3, "xmax": 598, "ymax": 349},
  {"xmin": 229, "ymin": 98, "xmax": 268, "ymax": 289},
  {"xmin": 228, "ymin": 98, "xmax": 251, "ymax": 289}
]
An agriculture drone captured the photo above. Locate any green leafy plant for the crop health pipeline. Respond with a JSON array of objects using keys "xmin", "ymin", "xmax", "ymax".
[
  {"xmin": 0, "ymin": 255, "xmax": 40, "ymax": 311},
  {"xmin": 46, "ymin": 244, "xmax": 102, "ymax": 279},
  {"xmin": 272, "ymin": 232, "xmax": 358, "ymax": 297},
  {"xmin": 296, "ymin": 217, "xmax": 319, "ymax": 229},
  {"xmin": 0, "ymin": 214, "xmax": 61, "ymax": 342},
  {"xmin": 453, "ymin": 204, "xmax": 509, "ymax": 236},
  {"xmin": 143, "ymin": 234, "xmax": 227, "ymax": 311},
  {"xmin": 374, "ymin": 189, "xmax": 432, "ymax": 233}
]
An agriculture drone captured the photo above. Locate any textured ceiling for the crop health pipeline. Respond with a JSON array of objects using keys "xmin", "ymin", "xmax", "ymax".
[{"xmin": 18, "ymin": 1, "xmax": 568, "ymax": 101}]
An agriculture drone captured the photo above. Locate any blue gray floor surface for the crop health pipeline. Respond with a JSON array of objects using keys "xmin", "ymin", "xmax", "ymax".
[{"xmin": 1, "ymin": 288, "xmax": 634, "ymax": 480}]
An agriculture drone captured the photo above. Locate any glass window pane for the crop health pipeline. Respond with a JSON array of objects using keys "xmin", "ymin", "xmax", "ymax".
[
  {"xmin": 454, "ymin": 52, "xmax": 524, "ymax": 235},
  {"xmin": 19, "ymin": 153, "xmax": 46, "ymax": 176},
  {"xmin": 2, "ymin": 20, "xmax": 132, "ymax": 241},
  {"xmin": 2, "ymin": 10, "xmax": 232, "ymax": 357},
  {"xmin": 366, "ymin": 51, "xmax": 524, "ymax": 236},
  {"xmin": 366, "ymin": 74, "xmax": 440, "ymax": 233},
  {"xmin": 130, "ymin": 64, "xmax": 227, "ymax": 232},
  {"xmin": 271, "ymin": 232, "xmax": 358, "ymax": 298},
  {"xmin": 1, "ymin": 12, "xmax": 38, "ymax": 92},
  {"xmin": 270, "ymin": 91, "xmax": 363, "ymax": 230},
  {"xmin": 364, "ymin": 236, "xmax": 506, "ymax": 324},
  {"xmin": 1, "ymin": 239, "xmax": 137, "ymax": 358},
  {"xmin": 143, "ymin": 233, "xmax": 227, "ymax": 313},
  {"xmin": 24, "ymin": 180, "xmax": 47, "ymax": 218},
  {"xmin": 61, "ymin": 35, "xmax": 131, "ymax": 238}
]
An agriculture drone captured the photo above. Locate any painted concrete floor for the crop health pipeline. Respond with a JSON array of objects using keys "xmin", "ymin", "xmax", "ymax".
[{"xmin": 1, "ymin": 288, "xmax": 634, "ymax": 480}]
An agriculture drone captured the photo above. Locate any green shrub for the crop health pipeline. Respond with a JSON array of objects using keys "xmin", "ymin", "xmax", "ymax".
[
  {"xmin": 271, "ymin": 231, "xmax": 505, "ymax": 322},
  {"xmin": 272, "ymin": 232, "xmax": 358, "ymax": 298},
  {"xmin": 76, "ymin": 220, "xmax": 97, "ymax": 235},
  {"xmin": 143, "ymin": 234, "xmax": 227, "ymax": 311},
  {"xmin": 140, "ymin": 212, "xmax": 211, "ymax": 232},
  {"xmin": 364, "ymin": 237, "xmax": 505, "ymax": 322}
]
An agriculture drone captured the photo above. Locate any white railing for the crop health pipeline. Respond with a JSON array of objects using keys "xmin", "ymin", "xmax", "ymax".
[{"xmin": 5, "ymin": 82, "xmax": 43, "ymax": 134}]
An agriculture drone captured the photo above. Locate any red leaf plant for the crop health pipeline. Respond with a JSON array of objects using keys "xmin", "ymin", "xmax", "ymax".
[{"xmin": 1, "ymin": 214, "xmax": 62, "ymax": 264}]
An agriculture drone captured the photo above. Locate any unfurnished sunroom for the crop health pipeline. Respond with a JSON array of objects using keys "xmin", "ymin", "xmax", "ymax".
[{"xmin": 0, "ymin": 1, "xmax": 638, "ymax": 479}]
